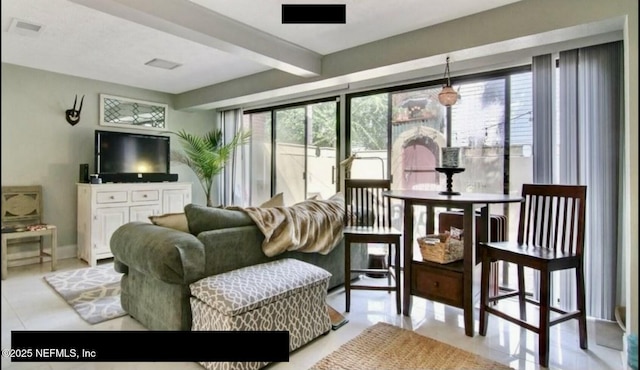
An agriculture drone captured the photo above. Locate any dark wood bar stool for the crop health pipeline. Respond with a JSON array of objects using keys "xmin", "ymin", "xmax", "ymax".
[
  {"xmin": 478, "ymin": 184, "xmax": 588, "ymax": 368},
  {"xmin": 344, "ymin": 179, "xmax": 402, "ymax": 314}
]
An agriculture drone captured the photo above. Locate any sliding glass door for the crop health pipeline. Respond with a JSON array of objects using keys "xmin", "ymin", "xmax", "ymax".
[
  {"xmin": 347, "ymin": 67, "xmax": 533, "ymax": 291},
  {"xmin": 245, "ymin": 111, "xmax": 272, "ymax": 206},
  {"xmin": 275, "ymin": 107, "xmax": 306, "ymax": 205},
  {"xmin": 348, "ymin": 93, "xmax": 389, "ymax": 179},
  {"xmin": 244, "ymin": 98, "xmax": 339, "ymax": 206},
  {"xmin": 306, "ymin": 101, "xmax": 339, "ymax": 200}
]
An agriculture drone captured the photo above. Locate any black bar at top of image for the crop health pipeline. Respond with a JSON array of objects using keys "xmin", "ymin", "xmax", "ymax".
[
  {"xmin": 10, "ymin": 331, "xmax": 289, "ymax": 362},
  {"xmin": 282, "ymin": 4, "xmax": 346, "ymax": 24}
]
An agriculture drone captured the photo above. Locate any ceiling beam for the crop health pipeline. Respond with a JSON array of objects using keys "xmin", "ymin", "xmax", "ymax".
[{"xmin": 70, "ymin": 0, "xmax": 321, "ymax": 77}]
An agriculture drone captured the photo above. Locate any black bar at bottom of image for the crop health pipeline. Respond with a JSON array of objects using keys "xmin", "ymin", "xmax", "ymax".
[{"xmin": 10, "ymin": 331, "xmax": 289, "ymax": 362}]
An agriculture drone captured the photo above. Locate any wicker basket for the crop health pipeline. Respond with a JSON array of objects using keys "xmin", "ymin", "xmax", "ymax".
[{"xmin": 417, "ymin": 234, "xmax": 464, "ymax": 264}]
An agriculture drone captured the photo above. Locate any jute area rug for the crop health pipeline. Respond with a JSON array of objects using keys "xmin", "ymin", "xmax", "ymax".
[
  {"xmin": 43, "ymin": 263, "xmax": 125, "ymax": 324},
  {"xmin": 309, "ymin": 322, "xmax": 512, "ymax": 370}
]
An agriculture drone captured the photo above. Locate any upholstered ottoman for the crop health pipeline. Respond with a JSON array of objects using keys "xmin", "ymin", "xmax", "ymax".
[{"xmin": 190, "ymin": 258, "xmax": 332, "ymax": 370}]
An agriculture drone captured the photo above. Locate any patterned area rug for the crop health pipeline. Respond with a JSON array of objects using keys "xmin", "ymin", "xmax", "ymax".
[
  {"xmin": 309, "ymin": 322, "xmax": 512, "ymax": 370},
  {"xmin": 43, "ymin": 263, "xmax": 125, "ymax": 324}
]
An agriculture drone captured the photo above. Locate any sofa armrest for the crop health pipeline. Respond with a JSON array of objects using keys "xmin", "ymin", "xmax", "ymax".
[
  {"xmin": 113, "ymin": 258, "xmax": 128, "ymax": 275},
  {"xmin": 197, "ymin": 225, "xmax": 271, "ymax": 277},
  {"xmin": 110, "ymin": 222, "xmax": 205, "ymax": 284}
]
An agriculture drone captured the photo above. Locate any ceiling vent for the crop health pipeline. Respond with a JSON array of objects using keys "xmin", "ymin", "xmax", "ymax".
[
  {"xmin": 145, "ymin": 58, "xmax": 182, "ymax": 70},
  {"xmin": 8, "ymin": 18, "xmax": 44, "ymax": 37}
]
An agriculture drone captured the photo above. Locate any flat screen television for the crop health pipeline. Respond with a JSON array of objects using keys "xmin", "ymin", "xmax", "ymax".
[{"xmin": 95, "ymin": 130, "xmax": 170, "ymax": 175}]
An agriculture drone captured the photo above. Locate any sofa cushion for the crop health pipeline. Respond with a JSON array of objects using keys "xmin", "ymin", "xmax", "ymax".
[
  {"xmin": 149, "ymin": 212, "xmax": 189, "ymax": 233},
  {"xmin": 185, "ymin": 203, "xmax": 254, "ymax": 235}
]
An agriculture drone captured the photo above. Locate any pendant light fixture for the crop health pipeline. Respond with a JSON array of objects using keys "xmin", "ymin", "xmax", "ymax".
[{"xmin": 438, "ymin": 57, "xmax": 458, "ymax": 107}]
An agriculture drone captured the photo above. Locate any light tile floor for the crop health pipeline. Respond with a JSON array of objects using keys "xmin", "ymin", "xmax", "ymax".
[{"xmin": 1, "ymin": 258, "xmax": 624, "ymax": 370}]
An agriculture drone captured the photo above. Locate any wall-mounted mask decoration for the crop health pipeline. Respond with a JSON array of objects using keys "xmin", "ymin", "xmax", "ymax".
[{"xmin": 65, "ymin": 95, "xmax": 84, "ymax": 126}]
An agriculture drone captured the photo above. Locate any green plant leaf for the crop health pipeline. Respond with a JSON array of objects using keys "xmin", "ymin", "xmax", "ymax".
[{"xmin": 171, "ymin": 128, "xmax": 250, "ymax": 206}]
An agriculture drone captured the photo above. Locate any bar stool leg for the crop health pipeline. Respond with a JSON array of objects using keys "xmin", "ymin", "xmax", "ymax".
[
  {"xmin": 539, "ymin": 269, "xmax": 551, "ymax": 368},
  {"xmin": 39, "ymin": 236, "xmax": 44, "ymax": 264},
  {"xmin": 394, "ymin": 239, "xmax": 401, "ymax": 314},
  {"xmin": 1, "ymin": 235, "xmax": 8, "ymax": 280},
  {"xmin": 50, "ymin": 227, "xmax": 57, "ymax": 271},
  {"xmin": 479, "ymin": 250, "xmax": 491, "ymax": 336},
  {"xmin": 345, "ymin": 238, "xmax": 351, "ymax": 312}
]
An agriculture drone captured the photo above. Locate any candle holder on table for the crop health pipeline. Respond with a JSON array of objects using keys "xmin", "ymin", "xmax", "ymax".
[{"xmin": 435, "ymin": 167, "xmax": 465, "ymax": 196}]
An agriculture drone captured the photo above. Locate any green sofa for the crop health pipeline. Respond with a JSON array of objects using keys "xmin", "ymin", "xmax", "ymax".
[{"xmin": 110, "ymin": 203, "xmax": 368, "ymax": 331}]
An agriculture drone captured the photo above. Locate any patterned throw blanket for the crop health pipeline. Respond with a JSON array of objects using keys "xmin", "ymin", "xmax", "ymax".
[{"xmin": 228, "ymin": 194, "xmax": 345, "ymax": 257}]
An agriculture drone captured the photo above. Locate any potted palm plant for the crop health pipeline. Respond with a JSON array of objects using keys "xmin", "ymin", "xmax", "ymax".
[{"xmin": 171, "ymin": 128, "xmax": 250, "ymax": 207}]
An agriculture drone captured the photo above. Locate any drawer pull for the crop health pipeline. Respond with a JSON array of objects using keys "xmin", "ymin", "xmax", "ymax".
[
  {"xmin": 143, "ymin": 194, "xmax": 147, "ymax": 198},
  {"xmin": 433, "ymin": 282, "xmax": 439, "ymax": 287},
  {"xmin": 109, "ymin": 196, "xmax": 114, "ymax": 199}
]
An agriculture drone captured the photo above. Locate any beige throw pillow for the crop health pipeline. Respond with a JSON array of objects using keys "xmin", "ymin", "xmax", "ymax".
[
  {"xmin": 259, "ymin": 192, "xmax": 284, "ymax": 208},
  {"xmin": 149, "ymin": 212, "xmax": 189, "ymax": 233}
]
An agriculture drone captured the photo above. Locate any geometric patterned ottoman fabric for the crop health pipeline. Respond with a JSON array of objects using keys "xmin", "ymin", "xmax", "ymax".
[
  {"xmin": 190, "ymin": 259, "xmax": 332, "ymax": 370},
  {"xmin": 190, "ymin": 258, "xmax": 332, "ymax": 316}
]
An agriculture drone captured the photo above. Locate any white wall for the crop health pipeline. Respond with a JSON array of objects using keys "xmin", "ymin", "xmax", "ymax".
[{"xmin": 0, "ymin": 63, "xmax": 216, "ymax": 260}]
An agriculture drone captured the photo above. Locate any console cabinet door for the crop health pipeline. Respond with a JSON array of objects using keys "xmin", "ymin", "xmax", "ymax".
[
  {"xmin": 93, "ymin": 207, "xmax": 128, "ymax": 256},
  {"xmin": 162, "ymin": 189, "xmax": 190, "ymax": 213},
  {"xmin": 78, "ymin": 183, "xmax": 192, "ymax": 267},
  {"xmin": 130, "ymin": 204, "xmax": 161, "ymax": 222}
]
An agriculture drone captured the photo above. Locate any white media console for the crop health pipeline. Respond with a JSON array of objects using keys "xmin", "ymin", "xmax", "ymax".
[{"xmin": 77, "ymin": 182, "xmax": 192, "ymax": 266}]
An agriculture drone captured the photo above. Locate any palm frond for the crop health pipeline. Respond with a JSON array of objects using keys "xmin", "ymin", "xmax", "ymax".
[
  {"xmin": 204, "ymin": 130, "xmax": 223, "ymax": 150},
  {"xmin": 170, "ymin": 128, "xmax": 251, "ymax": 204}
]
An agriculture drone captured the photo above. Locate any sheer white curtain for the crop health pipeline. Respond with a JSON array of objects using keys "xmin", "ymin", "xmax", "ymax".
[
  {"xmin": 220, "ymin": 108, "xmax": 251, "ymax": 207},
  {"xmin": 533, "ymin": 41, "xmax": 623, "ymax": 320},
  {"xmin": 557, "ymin": 41, "xmax": 623, "ymax": 320}
]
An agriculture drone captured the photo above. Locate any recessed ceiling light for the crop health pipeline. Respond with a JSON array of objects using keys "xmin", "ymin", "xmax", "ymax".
[
  {"xmin": 145, "ymin": 58, "xmax": 182, "ymax": 70},
  {"xmin": 8, "ymin": 18, "xmax": 44, "ymax": 37}
]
